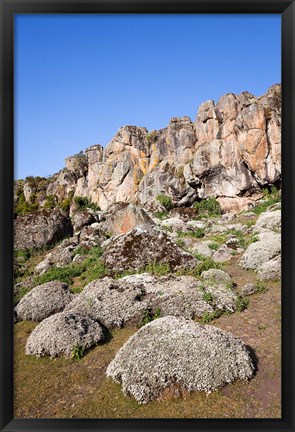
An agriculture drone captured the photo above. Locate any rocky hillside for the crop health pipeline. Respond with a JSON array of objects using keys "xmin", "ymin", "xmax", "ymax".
[{"xmin": 14, "ymin": 84, "xmax": 281, "ymax": 215}]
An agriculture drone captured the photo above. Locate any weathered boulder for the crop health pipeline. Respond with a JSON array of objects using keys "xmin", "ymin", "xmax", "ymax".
[
  {"xmin": 102, "ymin": 225, "xmax": 198, "ymax": 273},
  {"xmin": 190, "ymin": 240, "xmax": 216, "ymax": 257},
  {"xmin": 101, "ymin": 202, "xmax": 154, "ymax": 236},
  {"xmin": 26, "ymin": 312, "xmax": 104, "ymax": 358},
  {"xmin": 65, "ymin": 274, "xmax": 239, "ymax": 329},
  {"xmin": 72, "ymin": 210, "xmax": 97, "ymax": 232},
  {"xmin": 253, "ymin": 209, "xmax": 281, "ymax": 233},
  {"xmin": 14, "ymin": 209, "xmax": 73, "ymax": 250},
  {"xmin": 257, "ymin": 255, "xmax": 281, "ymax": 281},
  {"xmin": 239, "ymin": 231, "xmax": 281, "ymax": 270},
  {"xmin": 106, "ymin": 316, "xmax": 254, "ymax": 404},
  {"xmin": 212, "ymin": 245, "xmax": 232, "ymax": 262},
  {"xmin": 201, "ymin": 269, "xmax": 231, "ymax": 285},
  {"xmin": 240, "ymin": 283, "xmax": 258, "ymax": 296},
  {"xmin": 14, "ymin": 281, "xmax": 73, "ymax": 322},
  {"xmin": 35, "ymin": 237, "xmax": 79, "ymax": 273}
]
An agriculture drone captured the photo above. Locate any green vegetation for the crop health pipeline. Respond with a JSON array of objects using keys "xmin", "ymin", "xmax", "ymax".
[
  {"xmin": 202, "ymin": 291, "xmax": 215, "ymax": 304},
  {"xmin": 153, "ymin": 211, "xmax": 168, "ymax": 220},
  {"xmin": 177, "ymin": 228, "xmax": 205, "ymax": 239},
  {"xmin": 145, "ymin": 130, "xmax": 158, "ymax": 144},
  {"xmin": 193, "ymin": 254, "xmax": 223, "ymax": 277},
  {"xmin": 194, "ymin": 197, "xmax": 221, "ymax": 218},
  {"xmin": 255, "ymin": 280, "xmax": 268, "ymax": 294},
  {"xmin": 145, "ymin": 261, "xmax": 170, "ymax": 276},
  {"xmin": 235, "ymin": 296, "xmax": 249, "ymax": 312},
  {"xmin": 224, "ymin": 229, "xmax": 259, "ymax": 249},
  {"xmin": 201, "ymin": 309, "xmax": 224, "ymax": 323},
  {"xmin": 253, "ymin": 186, "xmax": 280, "ymax": 215},
  {"xmin": 141, "ymin": 307, "xmax": 161, "ymax": 327},
  {"xmin": 44, "ymin": 195, "xmax": 56, "ymax": 210},
  {"xmin": 15, "ymin": 191, "xmax": 39, "ymax": 216},
  {"xmin": 156, "ymin": 194, "xmax": 173, "ymax": 210},
  {"xmin": 73, "ymin": 196, "xmax": 100, "ymax": 212},
  {"xmin": 71, "ymin": 345, "xmax": 85, "ymax": 360},
  {"xmin": 208, "ymin": 242, "xmax": 219, "ymax": 251}
]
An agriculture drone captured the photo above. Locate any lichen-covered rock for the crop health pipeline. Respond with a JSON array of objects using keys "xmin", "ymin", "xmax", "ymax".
[
  {"xmin": 212, "ymin": 245, "xmax": 232, "ymax": 262},
  {"xmin": 201, "ymin": 269, "xmax": 231, "ymax": 285},
  {"xmin": 240, "ymin": 283, "xmax": 258, "ymax": 296},
  {"xmin": 239, "ymin": 231, "xmax": 281, "ymax": 270},
  {"xmin": 14, "ymin": 281, "xmax": 73, "ymax": 322},
  {"xmin": 72, "ymin": 210, "xmax": 97, "ymax": 232},
  {"xmin": 14, "ymin": 209, "xmax": 73, "ymax": 250},
  {"xmin": 190, "ymin": 241, "xmax": 215, "ymax": 258},
  {"xmin": 106, "ymin": 316, "xmax": 254, "ymax": 404},
  {"xmin": 253, "ymin": 209, "xmax": 281, "ymax": 233},
  {"xmin": 64, "ymin": 277, "xmax": 148, "ymax": 329},
  {"xmin": 257, "ymin": 255, "xmax": 281, "ymax": 281},
  {"xmin": 102, "ymin": 225, "xmax": 198, "ymax": 273},
  {"xmin": 35, "ymin": 237, "xmax": 79, "ymax": 273},
  {"xmin": 26, "ymin": 312, "xmax": 104, "ymax": 358},
  {"xmin": 65, "ymin": 274, "xmax": 239, "ymax": 329}
]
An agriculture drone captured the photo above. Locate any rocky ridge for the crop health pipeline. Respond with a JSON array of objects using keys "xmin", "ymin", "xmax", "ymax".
[{"xmin": 14, "ymin": 84, "xmax": 281, "ymax": 215}]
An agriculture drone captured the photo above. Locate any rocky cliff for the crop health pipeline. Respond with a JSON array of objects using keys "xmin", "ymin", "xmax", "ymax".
[{"xmin": 15, "ymin": 84, "xmax": 281, "ymax": 214}]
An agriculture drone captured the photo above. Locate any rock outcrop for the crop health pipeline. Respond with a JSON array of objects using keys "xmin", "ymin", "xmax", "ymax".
[
  {"xmin": 106, "ymin": 316, "xmax": 254, "ymax": 404},
  {"xmin": 15, "ymin": 84, "xmax": 281, "ymax": 214},
  {"xmin": 14, "ymin": 209, "xmax": 73, "ymax": 250}
]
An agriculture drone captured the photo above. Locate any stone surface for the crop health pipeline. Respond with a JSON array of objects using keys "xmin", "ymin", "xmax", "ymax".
[
  {"xmin": 240, "ymin": 283, "xmax": 258, "ymax": 296},
  {"xmin": 257, "ymin": 255, "xmax": 281, "ymax": 281},
  {"xmin": 65, "ymin": 274, "xmax": 239, "ymax": 329},
  {"xmin": 14, "ymin": 281, "xmax": 73, "ymax": 322},
  {"xmin": 106, "ymin": 316, "xmax": 254, "ymax": 404},
  {"xmin": 14, "ymin": 85, "xmax": 281, "ymax": 214},
  {"xmin": 201, "ymin": 269, "xmax": 231, "ymax": 285},
  {"xmin": 239, "ymin": 232, "xmax": 281, "ymax": 270},
  {"xmin": 26, "ymin": 311, "xmax": 104, "ymax": 358},
  {"xmin": 14, "ymin": 209, "xmax": 73, "ymax": 250},
  {"xmin": 253, "ymin": 210, "xmax": 281, "ymax": 233},
  {"xmin": 101, "ymin": 202, "xmax": 154, "ymax": 236},
  {"xmin": 102, "ymin": 225, "xmax": 198, "ymax": 273}
]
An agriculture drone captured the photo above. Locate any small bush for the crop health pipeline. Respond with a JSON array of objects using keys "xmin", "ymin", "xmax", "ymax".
[
  {"xmin": 74, "ymin": 196, "xmax": 100, "ymax": 212},
  {"xmin": 177, "ymin": 228, "xmax": 205, "ymax": 239},
  {"xmin": 141, "ymin": 307, "xmax": 161, "ymax": 327},
  {"xmin": 71, "ymin": 345, "xmax": 84, "ymax": 360},
  {"xmin": 194, "ymin": 197, "xmax": 221, "ymax": 218},
  {"xmin": 208, "ymin": 242, "xmax": 219, "ymax": 251},
  {"xmin": 44, "ymin": 195, "xmax": 56, "ymax": 210},
  {"xmin": 202, "ymin": 292, "xmax": 215, "ymax": 304},
  {"xmin": 201, "ymin": 309, "xmax": 223, "ymax": 323},
  {"xmin": 156, "ymin": 194, "xmax": 173, "ymax": 210},
  {"xmin": 153, "ymin": 211, "xmax": 168, "ymax": 220},
  {"xmin": 236, "ymin": 296, "xmax": 249, "ymax": 312},
  {"xmin": 193, "ymin": 255, "xmax": 222, "ymax": 277}
]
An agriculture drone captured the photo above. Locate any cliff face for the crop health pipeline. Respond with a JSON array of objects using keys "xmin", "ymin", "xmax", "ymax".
[{"xmin": 15, "ymin": 84, "xmax": 281, "ymax": 213}]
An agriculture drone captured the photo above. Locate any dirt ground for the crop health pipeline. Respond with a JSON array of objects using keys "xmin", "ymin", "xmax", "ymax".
[{"xmin": 14, "ymin": 255, "xmax": 281, "ymax": 419}]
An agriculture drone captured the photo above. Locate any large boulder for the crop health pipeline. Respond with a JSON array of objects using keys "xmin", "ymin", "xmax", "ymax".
[
  {"xmin": 100, "ymin": 202, "xmax": 154, "ymax": 236},
  {"xmin": 102, "ymin": 225, "xmax": 198, "ymax": 273},
  {"xmin": 65, "ymin": 274, "xmax": 239, "ymax": 329},
  {"xmin": 239, "ymin": 231, "xmax": 281, "ymax": 270},
  {"xmin": 26, "ymin": 311, "xmax": 104, "ymax": 358},
  {"xmin": 253, "ymin": 209, "xmax": 281, "ymax": 233},
  {"xmin": 14, "ymin": 281, "xmax": 73, "ymax": 322},
  {"xmin": 14, "ymin": 209, "xmax": 73, "ymax": 250},
  {"xmin": 106, "ymin": 316, "xmax": 254, "ymax": 404}
]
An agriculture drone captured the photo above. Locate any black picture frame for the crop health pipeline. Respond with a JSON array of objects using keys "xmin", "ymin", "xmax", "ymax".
[{"xmin": 0, "ymin": 1, "xmax": 294, "ymax": 431}]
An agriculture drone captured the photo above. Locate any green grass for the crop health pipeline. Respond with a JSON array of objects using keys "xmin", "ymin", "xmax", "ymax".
[
  {"xmin": 252, "ymin": 186, "xmax": 281, "ymax": 215},
  {"xmin": 235, "ymin": 296, "xmax": 250, "ymax": 312},
  {"xmin": 140, "ymin": 307, "xmax": 161, "ymax": 327},
  {"xmin": 153, "ymin": 211, "xmax": 168, "ymax": 220},
  {"xmin": 177, "ymin": 228, "xmax": 205, "ymax": 239},
  {"xmin": 193, "ymin": 254, "xmax": 223, "ymax": 277},
  {"xmin": 194, "ymin": 197, "xmax": 221, "ymax": 218},
  {"xmin": 156, "ymin": 194, "xmax": 173, "ymax": 210}
]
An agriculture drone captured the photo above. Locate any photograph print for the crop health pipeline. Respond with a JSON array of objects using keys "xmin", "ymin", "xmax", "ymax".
[{"xmin": 13, "ymin": 12, "xmax": 281, "ymax": 419}]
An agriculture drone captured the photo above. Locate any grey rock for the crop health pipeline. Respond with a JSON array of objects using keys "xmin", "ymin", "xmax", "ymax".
[
  {"xmin": 240, "ymin": 283, "xmax": 257, "ymax": 296},
  {"xmin": 240, "ymin": 231, "xmax": 281, "ymax": 270},
  {"xmin": 257, "ymin": 255, "xmax": 281, "ymax": 281},
  {"xmin": 14, "ymin": 209, "xmax": 73, "ymax": 250},
  {"xmin": 26, "ymin": 311, "xmax": 104, "ymax": 358},
  {"xmin": 253, "ymin": 209, "xmax": 281, "ymax": 233},
  {"xmin": 213, "ymin": 245, "xmax": 232, "ymax": 262},
  {"xmin": 106, "ymin": 316, "xmax": 254, "ymax": 404},
  {"xmin": 15, "ymin": 281, "xmax": 73, "ymax": 322},
  {"xmin": 201, "ymin": 269, "xmax": 231, "ymax": 285}
]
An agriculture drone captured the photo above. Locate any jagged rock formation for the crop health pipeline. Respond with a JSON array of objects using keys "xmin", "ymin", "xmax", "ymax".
[
  {"xmin": 14, "ymin": 84, "xmax": 281, "ymax": 214},
  {"xmin": 106, "ymin": 316, "xmax": 255, "ymax": 404}
]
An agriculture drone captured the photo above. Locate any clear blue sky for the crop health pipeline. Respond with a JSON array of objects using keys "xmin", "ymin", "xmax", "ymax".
[{"xmin": 14, "ymin": 14, "xmax": 281, "ymax": 179}]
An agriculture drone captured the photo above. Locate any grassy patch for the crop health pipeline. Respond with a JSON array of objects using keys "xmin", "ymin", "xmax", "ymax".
[
  {"xmin": 194, "ymin": 197, "xmax": 221, "ymax": 218},
  {"xmin": 156, "ymin": 194, "xmax": 173, "ymax": 210},
  {"xmin": 252, "ymin": 187, "xmax": 280, "ymax": 215},
  {"xmin": 140, "ymin": 307, "xmax": 161, "ymax": 327},
  {"xmin": 153, "ymin": 211, "xmax": 168, "ymax": 220},
  {"xmin": 235, "ymin": 296, "xmax": 249, "ymax": 312},
  {"xmin": 177, "ymin": 228, "xmax": 205, "ymax": 239}
]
